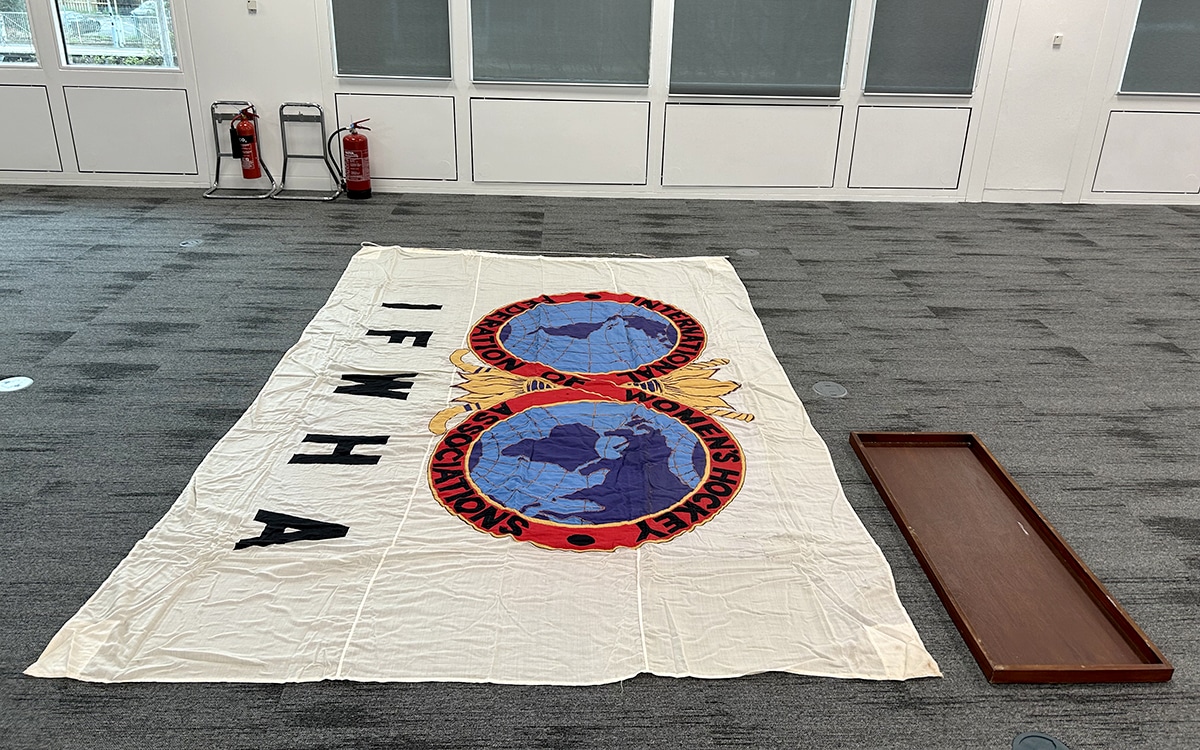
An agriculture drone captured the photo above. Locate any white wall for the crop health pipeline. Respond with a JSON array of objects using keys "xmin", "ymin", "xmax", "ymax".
[
  {"xmin": 184, "ymin": 0, "xmax": 331, "ymax": 191},
  {"xmin": 1, "ymin": 0, "xmax": 1197, "ymax": 204},
  {"xmin": 972, "ymin": 0, "xmax": 1114, "ymax": 199}
]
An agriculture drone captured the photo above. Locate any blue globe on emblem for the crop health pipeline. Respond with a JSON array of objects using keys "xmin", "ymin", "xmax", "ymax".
[
  {"xmin": 468, "ymin": 401, "xmax": 708, "ymax": 525},
  {"xmin": 499, "ymin": 300, "xmax": 678, "ymax": 373}
]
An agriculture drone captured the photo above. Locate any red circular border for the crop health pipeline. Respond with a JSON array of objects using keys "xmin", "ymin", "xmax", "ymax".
[
  {"xmin": 427, "ymin": 384, "xmax": 744, "ymax": 551},
  {"xmin": 466, "ymin": 292, "xmax": 707, "ymax": 386}
]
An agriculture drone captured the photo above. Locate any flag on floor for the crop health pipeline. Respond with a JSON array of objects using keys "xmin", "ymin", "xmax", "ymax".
[{"xmin": 27, "ymin": 246, "xmax": 940, "ymax": 684}]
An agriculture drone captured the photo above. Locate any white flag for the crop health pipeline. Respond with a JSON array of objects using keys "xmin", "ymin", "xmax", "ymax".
[{"xmin": 27, "ymin": 247, "xmax": 939, "ymax": 684}]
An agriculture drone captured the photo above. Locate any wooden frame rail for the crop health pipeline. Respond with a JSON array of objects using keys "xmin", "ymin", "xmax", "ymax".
[{"xmin": 850, "ymin": 432, "xmax": 1172, "ymax": 683}]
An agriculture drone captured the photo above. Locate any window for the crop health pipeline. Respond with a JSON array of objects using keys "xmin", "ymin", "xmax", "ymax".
[
  {"xmin": 0, "ymin": 0, "xmax": 37, "ymax": 63},
  {"xmin": 669, "ymin": 0, "xmax": 854, "ymax": 97},
  {"xmin": 331, "ymin": 0, "xmax": 450, "ymax": 78},
  {"xmin": 1122, "ymin": 0, "xmax": 1200, "ymax": 95},
  {"xmin": 864, "ymin": 0, "xmax": 989, "ymax": 95},
  {"xmin": 54, "ymin": 0, "xmax": 177, "ymax": 68},
  {"xmin": 471, "ymin": 0, "xmax": 652, "ymax": 85}
]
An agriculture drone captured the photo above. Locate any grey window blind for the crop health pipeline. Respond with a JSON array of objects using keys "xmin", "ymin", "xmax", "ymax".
[
  {"xmin": 669, "ymin": 0, "xmax": 853, "ymax": 97},
  {"xmin": 864, "ymin": 0, "xmax": 989, "ymax": 95},
  {"xmin": 471, "ymin": 0, "xmax": 652, "ymax": 85},
  {"xmin": 331, "ymin": 0, "xmax": 451, "ymax": 78},
  {"xmin": 1121, "ymin": 0, "xmax": 1200, "ymax": 94}
]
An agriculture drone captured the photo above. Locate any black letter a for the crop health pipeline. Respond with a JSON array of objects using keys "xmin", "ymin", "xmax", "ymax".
[{"xmin": 234, "ymin": 509, "xmax": 349, "ymax": 550}]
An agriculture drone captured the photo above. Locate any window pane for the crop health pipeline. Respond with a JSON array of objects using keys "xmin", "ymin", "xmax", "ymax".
[
  {"xmin": 670, "ymin": 0, "xmax": 853, "ymax": 97},
  {"xmin": 331, "ymin": 0, "xmax": 450, "ymax": 78},
  {"xmin": 864, "ymin": 0, "xmax": 989, "ymax": 95},
  {"xmin": 472, "ymin": 0, "xmax": 652, "ymax": 85},
  {"xmin": 56, "ymin": 0, "xmax": 177, "ymax": 68},
  {"xmin": 1122, "ymin": 0, "xmax": 1200, "ymax": 94},
  {"xmin": 0, "ymin": 0, "xmax": 37, "ymax": 64}
]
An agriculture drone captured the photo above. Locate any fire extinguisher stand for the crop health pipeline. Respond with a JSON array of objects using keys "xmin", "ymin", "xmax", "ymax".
[
  {"xmin": 203, "ymin": 101, "xmax": 279, "ymax": 199},
  {"xmin": 272, "ymin": 103, "xmax": 342, "ymax": 201}
]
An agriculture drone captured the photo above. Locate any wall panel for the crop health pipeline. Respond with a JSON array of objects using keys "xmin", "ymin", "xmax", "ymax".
[
  {"xmin": 0, "ymin": 85, "xmax": 61, "ymax": 172},
  {"xmin": 334, "ymin": 94, "xmax": 457, "ymax": 181},
  {"xmin": 849, "ymin": 106, "xmax": 970, "ymax": 189},
  {"xmin": 662, "ymin": 104, "xmax": 841, "ymax": 187},
  {"xmin": 65, "ymin": 87, "xmax": 196, "ymax": 174},
  {"xmin": 471, "ymin": 99, "xmax": 649, "ymax": 184},
  {"xmin": 1093, "ymin": 111, "xmax": 1200, "ymax": 194}
]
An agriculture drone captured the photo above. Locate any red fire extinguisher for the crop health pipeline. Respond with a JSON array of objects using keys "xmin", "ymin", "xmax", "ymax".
[
  {"xmin": 327, "ymin": 119, "xmax": 372, "ymax": 199},
  {"xmin": 230, "ymin": 107, "xmax": 262, "ymax": 180}
]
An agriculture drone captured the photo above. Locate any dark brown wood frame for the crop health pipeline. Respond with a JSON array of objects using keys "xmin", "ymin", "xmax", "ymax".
[{"xmin": 850, "ymin": 431, "xmax": 1173, "ymax": 684}]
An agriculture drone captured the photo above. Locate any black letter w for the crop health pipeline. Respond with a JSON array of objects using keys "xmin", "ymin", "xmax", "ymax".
[{"xmin": 335, "ymin": 373, "xmax": 417, "ymax": 400}]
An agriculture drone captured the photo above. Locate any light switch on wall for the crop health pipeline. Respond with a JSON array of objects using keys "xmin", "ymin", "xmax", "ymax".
[
  {"xmin": 1052, "ymin": 33, "xmax": 1064, "ymax": 48},
  {"xmin": 247, "ymin": 0, "xmax": 258, "ymax": 13}
]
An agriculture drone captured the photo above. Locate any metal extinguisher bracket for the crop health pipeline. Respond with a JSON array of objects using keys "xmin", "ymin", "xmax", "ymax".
[
  {"xmin": 272, "ymin": 102, "xmax": 342, "ymax": 202},
  {"xmin": 203, "ymin": 101, "xmax": 279, "ymax": 200}
]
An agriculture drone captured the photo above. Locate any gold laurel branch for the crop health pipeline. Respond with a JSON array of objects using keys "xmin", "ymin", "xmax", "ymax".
[
  {"xmin": 429, "ymin": 405, "xmax": 468, "ymax": 435},
  {"xmin": 428, "ymin": 349, "xmax": 558, "ymax": 434},
  {"xmin": 653, "ymin": 358, "xmax": 755, "ymax": 422}
]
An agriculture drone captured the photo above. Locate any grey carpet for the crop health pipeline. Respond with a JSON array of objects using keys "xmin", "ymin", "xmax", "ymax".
[{"xmin": 1, "ymin": 186, "xmax": 1197, "ymax": 749}]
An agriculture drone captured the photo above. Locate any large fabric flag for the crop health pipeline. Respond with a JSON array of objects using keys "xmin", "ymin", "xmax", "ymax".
[{"xmin": 28, "ymin": 247, "xmax": 939, "ymax": 683}]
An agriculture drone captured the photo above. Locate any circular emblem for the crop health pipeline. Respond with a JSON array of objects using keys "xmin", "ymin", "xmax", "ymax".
[
  {"xmin": 431, "ymin": 291, "xmax": 748, "ymax": 552},
  {"xmin": 468, "ymin": 292, "xmax": 707, "ymax": 385},
  {"xmin": 428, "ymin": 387, "xmax": 743, "ymax": 551}
]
